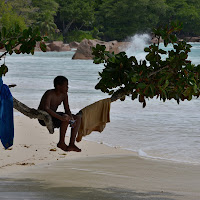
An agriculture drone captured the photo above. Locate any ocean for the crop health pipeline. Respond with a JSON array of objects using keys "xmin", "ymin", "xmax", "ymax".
[{"xmin": 2, "ymin": 36, "xmax": 200, "ymax": 165}]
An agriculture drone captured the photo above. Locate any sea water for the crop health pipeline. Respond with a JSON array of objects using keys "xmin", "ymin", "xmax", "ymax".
[{"xmin": 2, "ymin": 37, "xmax": 200, "ymax": 165}]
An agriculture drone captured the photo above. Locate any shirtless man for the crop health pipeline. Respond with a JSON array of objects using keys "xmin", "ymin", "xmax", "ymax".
[{"xmin": 38, "ymin": 76, "xmax": 81, "ymax": 152}]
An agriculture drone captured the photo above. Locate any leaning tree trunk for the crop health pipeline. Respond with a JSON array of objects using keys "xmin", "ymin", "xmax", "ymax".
[
  {"xmin": 13, "ymin": 97, "xmax": 54, "ymax": 134},
  {"xmin": 12, "ymin": 89, "xmax": 125, "ymax": 134}
]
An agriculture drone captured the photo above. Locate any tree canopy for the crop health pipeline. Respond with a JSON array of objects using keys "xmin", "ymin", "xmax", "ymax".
[
  {"xmin": 1, "ymin": 0, "xmax": 200, "ymax": 41},
  {"xmin": 92, "ymin": 22, "xmax": 200, "ymax": 107},
  {"xmin": 0, "ymin": 0, "xmax": 27, "ymax": 30},
  {"xmin": 95, "ymin": 0, "xmax": 168, "ymax": 41}
]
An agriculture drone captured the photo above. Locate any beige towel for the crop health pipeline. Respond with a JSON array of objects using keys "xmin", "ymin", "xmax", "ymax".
[{"xmin": 76, "ymin": 98, "xmax": 111, "ymax": 142}]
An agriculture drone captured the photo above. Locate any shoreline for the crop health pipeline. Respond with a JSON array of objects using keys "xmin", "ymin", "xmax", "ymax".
[
  {"xmin": 5, "ymin": 114, "xmax": 200, "ymax": 169},
  {"xmin": 1, "ymin": 115, "xmax": 200, "ymax": 173},
  {"xmin": 1, "ymin": 116, "xmax": 200, "ymax": 199},
  {"xmin": 0, "ymin": 116, "xmax": 135, "ymax": 176}
]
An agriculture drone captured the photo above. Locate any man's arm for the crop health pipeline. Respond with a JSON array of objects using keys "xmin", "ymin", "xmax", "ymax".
[{"xmin": 63, "ymin": 94, "xmax": 73, "ymax": 119}]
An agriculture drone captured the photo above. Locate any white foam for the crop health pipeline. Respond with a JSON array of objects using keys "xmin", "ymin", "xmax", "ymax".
[
  {"xmin": 126, "ymin": 34, "xmax": 150, "ymax": 59},
  {"xmin": 138, "ymin": 149, "xmax": 148, "ymax": 157}
]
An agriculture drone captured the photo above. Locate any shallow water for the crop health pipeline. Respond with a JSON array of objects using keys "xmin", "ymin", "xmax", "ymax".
[
  {"xmin": 2, "ymin": 41, "xmax": 200, "ymax": 164},
  {"xmin": 0, "ymin": 178, "xmax": 176, "ymax": 200}
]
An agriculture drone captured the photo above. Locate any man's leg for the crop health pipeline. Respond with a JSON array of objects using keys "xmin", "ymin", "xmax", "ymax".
[
  {"xmin": 57, "ymin": 120, "xmax": 69, "ymax": 151},
  {"xmin": 67, "ymin": 114, "xmax": 82, "ymax": 152}
]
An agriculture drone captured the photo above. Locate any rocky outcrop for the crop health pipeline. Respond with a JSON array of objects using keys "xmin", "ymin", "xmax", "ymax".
[
  {"xmin": 184, "ymin": 37, "xmax": 200, "ymax": 42},
  {"xmin": 47, "ymin": 41, "xmax": 71, "ymax": 52},
  {"xmin": 72, "ymin": 39, "xmax": 129, "ymax": 60},
  {"xmin": 69, "ymin": 41, "xmax": 80, "ymax": 49}
]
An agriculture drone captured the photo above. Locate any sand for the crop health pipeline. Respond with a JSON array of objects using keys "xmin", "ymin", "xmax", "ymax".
[{"xmin": 0, "ymin": 116, "xmax": 200, "ymax": 200}]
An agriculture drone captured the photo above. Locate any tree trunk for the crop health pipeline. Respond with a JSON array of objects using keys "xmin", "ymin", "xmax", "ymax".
[
  {"xmin": 63, "ymin": 19, "xmax": 75, "ymax": 35},
  {"xmin": 111, "ymin": 91, "xmax": 130, "ymax": 102},
  {"xmin": 12, "ymin": 91, "xmax": 124, "ymax": 133},
  {"xmin": 13, "ymin": 97, "xmax": 54, "ymax": 134}
]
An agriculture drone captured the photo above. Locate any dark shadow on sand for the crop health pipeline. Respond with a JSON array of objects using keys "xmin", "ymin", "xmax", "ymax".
[{"xmin": 0, "ymin": 178, "xmax": 181, "ymax": 200}]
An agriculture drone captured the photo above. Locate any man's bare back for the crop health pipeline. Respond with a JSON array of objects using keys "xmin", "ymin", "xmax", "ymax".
[{"xmin": 38, "ymin": 89, "xmax": 66, "ymax": 112}]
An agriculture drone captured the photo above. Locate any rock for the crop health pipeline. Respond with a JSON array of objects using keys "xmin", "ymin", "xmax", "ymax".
[
  {"xmin": 72, "ymin": 39, "xmax": 96, "ymax": 59},
  {"xmin": 48, "ymin": 41, "xmax": 63, "ymax": 51},
  {"xmin": 184, "ymin": 37, "xmax": 200, "ymax": 42},
  {"xmin": 60, "ymin": 44, "xmax": 71, "ymax": 51},
  {"xmin": 46, "ymin": 46, "xmax": 51, "ymax": 51},
  {"xmin": 69, "ymin": 41, "xmax": 80, "ymax": 49},
  {"xmin": 72, "ymin": 39, "xmax": 126, "ymax": 60},
  {"xmin": 47, "ymin": 41, "xmax": 71, "ymax": 52}
]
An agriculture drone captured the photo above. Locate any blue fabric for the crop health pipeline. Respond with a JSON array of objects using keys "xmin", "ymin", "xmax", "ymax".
[{"xmin": 0, "ymin": 77, "xmax": 14, "ymax": 149}]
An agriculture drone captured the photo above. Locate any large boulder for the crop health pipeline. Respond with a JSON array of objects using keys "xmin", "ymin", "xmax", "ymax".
[
  {"xmin": 69, "ymin": 41, "xmax": 80, "ymax": 49},
  {"xmin": 47, "ymin": 41, "xmax": 71, "ymax": 52},
  {"xmin": 72, "ymin": 39, "xmax": 126, "ymax": 60}
]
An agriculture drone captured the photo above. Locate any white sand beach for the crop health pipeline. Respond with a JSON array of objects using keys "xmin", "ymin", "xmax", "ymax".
[{"xmin": 0, "ymin": 116, "xmax": 200, "ymax": 200}]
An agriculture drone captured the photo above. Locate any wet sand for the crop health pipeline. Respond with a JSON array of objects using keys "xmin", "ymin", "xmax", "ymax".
[{"xmin": 0, "ymin": 116, "xmax": 200, "ymax": 200}]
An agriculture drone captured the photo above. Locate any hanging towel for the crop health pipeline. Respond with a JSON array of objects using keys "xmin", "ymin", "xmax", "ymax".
[
  {"xmin": 76, "ymin": 98, "xmax": 111, "ymax": 142},
  {"xmin": 0, "ymin": 77, "xmax": 14, "ymax": 149}
]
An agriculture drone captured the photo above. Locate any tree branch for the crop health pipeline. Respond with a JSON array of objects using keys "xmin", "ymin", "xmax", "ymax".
[
  {"xmin": 13, "ymin": 97, "xmax": 54, "ymax": 134},
  {"xmin": 63, "ymin": 19, "xmax": 75, "ymax": 35},
  {"xmin": 148, "ymin": 65, "xmax": 170, "ymax": 78},
  {"xmin": 110, "ymin": 66, "xmax": 170, "ymax": 102},
  {"xmin": 111, "ymin": 91, "xmax": 130, "ymax": 102},
  {"xmin": 0, "ymin": 43, "xmax": 20, "ymax": 59}
]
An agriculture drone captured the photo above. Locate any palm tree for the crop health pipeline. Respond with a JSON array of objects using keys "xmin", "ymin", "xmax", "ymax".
[{"xmin": 36, "ymin": 11, "xmax": 57, "ymax": 37}]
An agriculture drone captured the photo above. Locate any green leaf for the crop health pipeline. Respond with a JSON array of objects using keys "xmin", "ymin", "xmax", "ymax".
[
  {"xmin": 193, "ymin": 84, "xmax": 198, "ymax": 93},
  {"xmin": 43, "ymin": 36, "xmax": 49, "ymax": 42},
  {"xmin": 158, "ymin": 49, "xmax": 167, "ymax": 54},
  {"xmin": 40, "ymin": 42, "xmax": 46, "ymax": 52},
  {"xmin": 0, "ymin": 64, "xmax": 8, "ymax": 76},
  {"xmin": 131, "ymin": 92, "xmax": 138, "ymax": 100},
  {"xmin": 137, "ymin": 83, "xmax": 146, "ymax": 89},
  {"xmin": 163, "ymin": 80, "xmax": 169, "ymax": 89},
  {"xmin": 30, "ymin": 49, "xmax": 35, "ymax": 55},
  {"xmin": 14, "ymin": 49, "xmax": 21, "ymax": 54},
  {"xmin": 2, "ymin": 27, "xmax": 6, "ymax": 38},
  {"xmin": 120, "ymin": 96, "xmax": 126, "ymax": 101},
  {"xmin": 143, "ymin": 100, "xmax": 146, "ymax": 108},
  {"xmin": 146, "ymin": 53, "xmax": 155, "ymax": 61},
  {"xmin": 131, "ymin": 76, "xmax": 138, "ymax": 83},
  {"xmin": 9, "ymin": 50, "xmax": 13, "ymax": 55},
  {"xmin": 23, "ymin": 29, "xmax": 28, "ymax": 38},
  {"xmin": 144, "ymin": 47, "xmax": 151, "ymax": 52}
]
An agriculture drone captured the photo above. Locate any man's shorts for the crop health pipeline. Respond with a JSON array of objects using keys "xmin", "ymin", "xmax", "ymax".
[{"xmin": 38, "ymin": 112, "xmax": 64, "ymax": 128}]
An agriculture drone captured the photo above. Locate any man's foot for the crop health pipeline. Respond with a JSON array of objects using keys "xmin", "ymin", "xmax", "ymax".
[
  {"xmin": 67, "ymin": 144, "xmax": 81, "ymax": 152},
  {"xmin": 57, "ymin": 143, "xmax": 68, "ymax": 151}
]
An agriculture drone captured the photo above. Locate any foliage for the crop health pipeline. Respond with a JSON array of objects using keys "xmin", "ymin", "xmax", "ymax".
[
  {"xmin": 7, "ymin": 0, "xmax": 38, "ymax": 26},
  {"xmin": 1, "ymin": 0, "xmax": 200, "ymax": 41},
  {"xmin": 95, "ymin": 0, "xmax": 168, "ymax": 41},
  {"xmin": 66, "ymin": 30, "xmax": 94, "ymax": 43},
  {"xmin": 164, "ymin": 0, "xmax": 200, "ymax": 36},
  {"xmin": 36, "ymin": 12, "xmax": 57, "ymax": 37},
  {"xmin": 32, "ymin": 0, "xmax": 59, "ymax": 37},
  {"xmin": 0, "ymin": 25, "xmax": 47, "ymax": 77},
  {"xmin": 55, "ymin": 0, "xmax": 95, "ymax": 36},
  {"xmin": 0, "ymin": 0, "xmax": 27, "ymax": 30},
  {"xmin": 92, "ymin": 22, "xmax": 200, "ymax": 107}
]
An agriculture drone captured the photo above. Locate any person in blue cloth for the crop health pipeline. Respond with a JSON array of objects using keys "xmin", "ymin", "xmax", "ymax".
[{"xmin": 0, "ymin": 77, "xmax": 14, "ymax": 149}]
